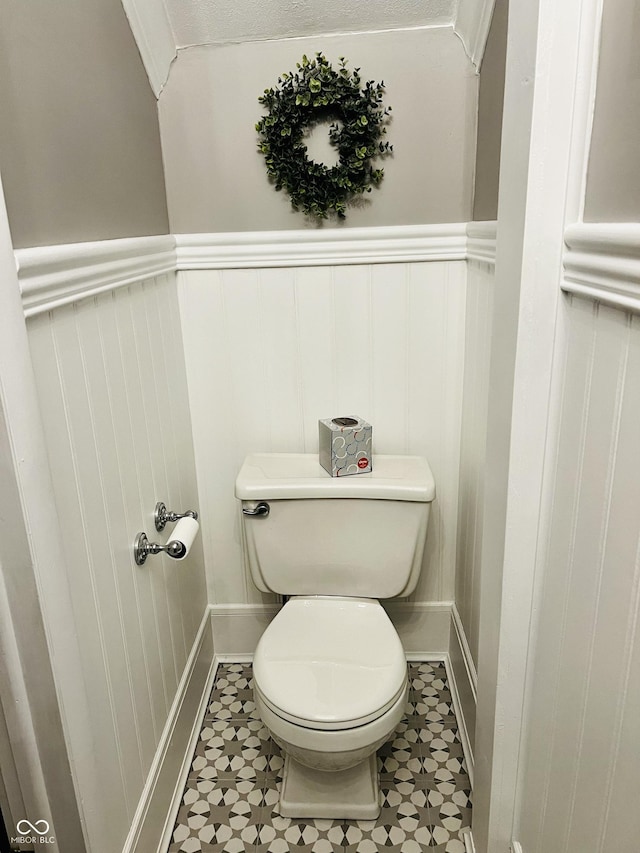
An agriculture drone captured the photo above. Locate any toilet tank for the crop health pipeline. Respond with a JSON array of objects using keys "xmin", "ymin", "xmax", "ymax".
[{"xmin": 235, "ymin": 453, "xmax": 435, "ymax": 599}]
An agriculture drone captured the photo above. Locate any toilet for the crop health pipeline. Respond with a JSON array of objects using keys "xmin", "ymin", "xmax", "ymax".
[{"xmin": 235, "ymin": 452, "xmax": 435, "ymax": 820}]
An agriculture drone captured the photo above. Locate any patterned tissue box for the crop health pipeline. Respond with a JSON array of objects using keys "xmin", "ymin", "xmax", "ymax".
[{"xmin": 318, "ymin": 416, "xmax": 373, "ymax": 477}]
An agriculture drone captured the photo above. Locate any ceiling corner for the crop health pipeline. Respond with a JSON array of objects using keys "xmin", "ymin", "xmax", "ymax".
[
  {"xmin": 454, "ymin": 0, "xmax": 497, "ymax": 70},
  {"xmin": 120, "ymin": 0, "xmax": 177, "ymax": 98}
]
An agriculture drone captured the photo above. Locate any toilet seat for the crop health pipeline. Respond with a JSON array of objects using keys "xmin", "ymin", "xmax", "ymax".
[{"xmin": 253, "ymin": 596, "xmax": 407, "ymax": 731}]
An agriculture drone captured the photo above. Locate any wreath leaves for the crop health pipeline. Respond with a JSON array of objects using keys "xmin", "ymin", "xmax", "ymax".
[{"xmin": 256, "ymin": 53, "xmax": 392, "ymax": 220}]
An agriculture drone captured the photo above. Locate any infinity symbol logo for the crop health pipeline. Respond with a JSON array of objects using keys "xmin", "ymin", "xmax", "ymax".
[{"xmin": 16, "ymin": 819, "xmax": 50, "ymax": 835}]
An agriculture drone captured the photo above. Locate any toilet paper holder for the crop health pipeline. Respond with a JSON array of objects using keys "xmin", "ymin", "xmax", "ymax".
[{"xmin": 134, "ymin": 502, "xmax": 200, "ymax": 566}]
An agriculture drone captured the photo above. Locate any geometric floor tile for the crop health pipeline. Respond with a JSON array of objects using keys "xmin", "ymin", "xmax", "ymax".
[{"xmin": 168, "ymin": 662, "xmax": 472, "ymax": 853}]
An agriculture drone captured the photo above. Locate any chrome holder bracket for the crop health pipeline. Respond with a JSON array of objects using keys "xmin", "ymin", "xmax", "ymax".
[
  {"xmin": 134, "ymin": 531, "xmax": 186, "ymax": 565},
  {"xmin": 134, "ymin": 531, "xmax": 155, "ymax": 565},
  {"xmin": 154, "ymin": 501, "xmax": 198, "ymax": 532}
]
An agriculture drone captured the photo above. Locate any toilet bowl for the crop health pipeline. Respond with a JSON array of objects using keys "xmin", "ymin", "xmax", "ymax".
[
  {"xmin": 253, "ymin": 596, "xmax": 408, "ymax": 819},
  {"xmin": 236, "ymin": 452, "xmax": 435, "ymax": 820}
]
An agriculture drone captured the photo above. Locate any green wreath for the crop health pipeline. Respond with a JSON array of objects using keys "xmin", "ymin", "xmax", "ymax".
[{"xmin": 256, "ymin": 53, "xmax": 392, "ymax": 220}]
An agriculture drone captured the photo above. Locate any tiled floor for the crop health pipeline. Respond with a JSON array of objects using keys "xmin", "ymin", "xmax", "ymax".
[{"xmin": 168, "ymin": 661, "xmax": 471, "ymax": 853}]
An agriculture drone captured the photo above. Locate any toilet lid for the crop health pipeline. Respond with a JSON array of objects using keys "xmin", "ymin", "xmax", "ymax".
[{"xmin": 253, "ymin": 596, "xmax": 407, "ymax": 730}]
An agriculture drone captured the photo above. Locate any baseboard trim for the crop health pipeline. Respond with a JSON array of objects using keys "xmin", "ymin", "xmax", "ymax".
[
  {"xmin": 451, "ymin": 604, "xmax": 478, "ymax": 700},
  {"xmin": 209, "ymin": 600, "xmax": 454, "ymax": 657},
  {"xmin": 210, "ymin": 603, "xmax": 282, "ymax": 655},
  {"xmin": 405, "ymin": 652, "xmax": 447, "ymax": 662},
  {"xmin": 462, "ymin": 827, "xmax": 477, "ymax": 853},
  {"xmin": 443, "ymin": 654, "xmax": 474, "ymax": 789},
  {"xmin": 122, "ymin": 607, "xmax": 215, "ymax": 853},
  {"xmin": 155, "ymin": 652, "xmax": 220, "ymax": 853},
  {"xmin": 383, "ymin": 601, "xmax": 453, "ymax": 656},
  {"xmin": 447, "ymin": 605, "xmax": 477, "ymax": 786}
]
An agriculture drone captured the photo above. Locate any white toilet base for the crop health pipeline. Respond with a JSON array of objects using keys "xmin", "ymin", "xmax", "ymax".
[{"xmin": 279, "ymin": 752, "xmax": 380, "ymax": 820}]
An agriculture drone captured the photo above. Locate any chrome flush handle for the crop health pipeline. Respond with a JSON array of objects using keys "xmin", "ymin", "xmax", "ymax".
[{"xmin": 242, "ymin": 501, "xmax": 270, "ymax": 518}]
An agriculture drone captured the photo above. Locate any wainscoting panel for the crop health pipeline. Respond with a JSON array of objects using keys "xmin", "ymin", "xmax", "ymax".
[
  {"xmin": 456, "ymin": 227, "xmax": 496, "ymax": 667},
  {"xmin": 517, "ymin": 294, "xmax": 640, "ymax": 852},
  {"xmin": 178, "ymin": 258, "xmax": 467, "ymax": 607},
  {"xmin": 25, "ymin": 271, "xmax": 208, "ymax": 853}
]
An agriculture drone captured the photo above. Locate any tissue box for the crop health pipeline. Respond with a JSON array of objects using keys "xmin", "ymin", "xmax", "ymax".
[{"xmin": 318, "ymin": 416, "xmax": 372, "ymax": 477}]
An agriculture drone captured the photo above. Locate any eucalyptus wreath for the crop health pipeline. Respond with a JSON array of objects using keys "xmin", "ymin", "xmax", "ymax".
[{"xmin": 256, "ymin": 53, "xmax": 392, "ymax": 220}]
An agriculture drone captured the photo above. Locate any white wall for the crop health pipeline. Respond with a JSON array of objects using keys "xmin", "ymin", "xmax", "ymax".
[
  {"xmin": 178, "ymin": 248, "xmax": 467, "ymax": 609},
  {"xmin": 23, "ymin": 269, "xmax": 208, "ymax": 853},
  {"xmin": 584, "ymin": 0, "xmax": 640, "ymax": 221},
  {"xmin": 159, "ymin": 27, "xmax": 477, "ymax": 232},
  {"xmin": 515, "ymin": 293, "xmax": 640, "ymax": 852}
]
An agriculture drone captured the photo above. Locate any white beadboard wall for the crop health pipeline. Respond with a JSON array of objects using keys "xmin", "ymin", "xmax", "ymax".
[
  {"xmin": 517, "ymin": 294, "xmax": 640, "ymax": 851},
  {"xmin": 178, "ymin": 260, "xmax": 467, "ymax": 608},
  {"xmin": 24, "ymin": 272, "xmax": 208, "ymax": 853},
  {"xmin": 456, "ymin": 235, "xmax": 495, "ymax": 667}
]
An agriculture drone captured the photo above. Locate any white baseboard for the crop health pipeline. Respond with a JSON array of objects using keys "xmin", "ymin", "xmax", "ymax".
[
  {"xmin": 209, "ymin": 600, "xmax": 454, "ymax": 658},
  {"xmin": 210, "ymin": 603, "xmax": 282, "ymax": 655},
  {"xmin": 122, "ymin": 607, "xmax": 215, "ymax": 853},
  {"xmin": 451, "ymin": 604, "xmax": 478, "ymax": 700},
  {"xmin": 443, "ymin": 654, "xmax": 475, "ymax": 790},
  {"xmin": 383, "ymin": 601, "xmax": 454, "ymax": 655},
  {"xmin": 462, "ymin": 827, "xmax": 477, "ymax": 852},
  {"xmin": 155, "ymin": 652, "xmax": 221, "ymax": 853},
  {"xmin": 447, "ymin": 605, "xmax": 477, "ymax": 786}
]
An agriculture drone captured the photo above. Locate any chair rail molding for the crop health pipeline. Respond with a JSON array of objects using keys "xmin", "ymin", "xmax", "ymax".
[
  {"xmin": 174, "ymin": 224, "xmax": 468, "ymax": 270},
  {"xmin": 454, "ymin": 0, "xmax": 497, "ymax": 70},
  {"xmin": 16, "ymin": 235, "xmax": 177, "ymax": 317},
  {"xmin": 466, "ymin": 220, "xmax": 497, "ymax": 266},
  {"xmin": 13, "ymin": 222, "xmax": 495, "ymax": 316},
  {"xmin": 563, "ymin": 223, "xmax": 640, "ymax": 314}
]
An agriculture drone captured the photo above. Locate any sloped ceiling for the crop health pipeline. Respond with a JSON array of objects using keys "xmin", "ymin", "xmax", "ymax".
[
  {"xmin": 165, "ymin": 0, "xmax": 456, "ymax": 48},
  {"xmin": 120, "ymin": 0, "xmax": 496, "ymax": 97}
]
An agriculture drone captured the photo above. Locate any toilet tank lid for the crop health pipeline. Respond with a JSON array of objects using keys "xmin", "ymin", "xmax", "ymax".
[{"xmin": 235, "ymin": 453, "xmax": 435, "ymax": 502}]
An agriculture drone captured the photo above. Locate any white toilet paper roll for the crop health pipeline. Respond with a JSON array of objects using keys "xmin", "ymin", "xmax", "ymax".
[{"xmin": 166, "ymin": 516, "xmax": 199, "ymax": 560}]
